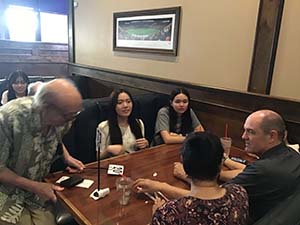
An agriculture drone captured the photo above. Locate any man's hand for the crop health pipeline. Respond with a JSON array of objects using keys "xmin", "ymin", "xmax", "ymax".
[
  {"xmin": 62, "ymin": 144, "xmax": 85, "ymax": 173},
  {"xmin": 133, "ymin": 178, "xmax": 162, "ymax": 193},
  {"xmin": 64, "ymin": 154, "xmax": 85, "ymax": 173},
  {"xmin": 33, "ymin": 182, "xmax": 64, "ymax": 202}
]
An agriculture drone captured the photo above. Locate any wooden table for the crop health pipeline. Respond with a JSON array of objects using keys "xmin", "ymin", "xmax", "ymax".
[{"xmin": 46, "ymin": 144, "xmax": 254, "ymax": 225}]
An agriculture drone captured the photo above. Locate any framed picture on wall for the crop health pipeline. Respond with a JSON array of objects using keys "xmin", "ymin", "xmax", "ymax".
[{"xmin": 113, "ymin": 7, "xmax": 181, "ymax": 56}]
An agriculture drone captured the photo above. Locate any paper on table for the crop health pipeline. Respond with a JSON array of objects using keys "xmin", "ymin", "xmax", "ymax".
[{"xmin": 56, "ymin": 176, "xmax": 94, "ymax": 189}]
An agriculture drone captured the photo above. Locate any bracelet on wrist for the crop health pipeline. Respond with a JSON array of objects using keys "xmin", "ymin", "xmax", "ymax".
[{"xmin": 223, "ymin": 155, "xmax": 229, "ymax": 162}]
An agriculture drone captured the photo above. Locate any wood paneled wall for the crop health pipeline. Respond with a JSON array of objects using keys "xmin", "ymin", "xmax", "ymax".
[
  {"xmin": 0, "ymin": 40, "xmax": 68, "ymax": 78},
  {"xmin": 1, "ymin": 58, "xmax": 298, "ymax": 149},
  {"xmin": 69, "ymin": 63, "xmax": 300, "ymax": 149}
]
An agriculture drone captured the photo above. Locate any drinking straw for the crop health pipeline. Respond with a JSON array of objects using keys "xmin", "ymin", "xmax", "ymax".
[{"xmin": 225, "ymin": 123, "xmax": 228, "ymax": 138}]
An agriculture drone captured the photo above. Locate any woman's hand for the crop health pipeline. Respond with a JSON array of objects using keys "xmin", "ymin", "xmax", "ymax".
[
  {"xmin": 152, "ymin": 197, "xmax": 166, "ymax": 215},
  {"xmin": 106, "ymin": 145, "xmax": 124, "ymax": 155},
  {"xmin": 136, "ymin": 138, "xmax": 149, "ymax": 149},
  {"xmin": 173, "ymin": 162, "xmax": 188, "ymax": 181},
  {"xmin": 133, "ymin": 178, "xmax": 162, "ymax": 193}
]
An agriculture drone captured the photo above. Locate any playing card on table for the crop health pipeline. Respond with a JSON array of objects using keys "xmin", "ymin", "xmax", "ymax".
[{"xmin": 107, "ymin": 164, "xmax": 124, "ymax": 175}]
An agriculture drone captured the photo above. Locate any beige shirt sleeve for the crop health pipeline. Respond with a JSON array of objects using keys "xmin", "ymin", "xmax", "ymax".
[
  {"xmin": 1, "ymin": 90, "xmax": 8, "ymax": 105},
  {"xmin": 96, "ymin": 120, "xmax": 110, "ymax": 154}
]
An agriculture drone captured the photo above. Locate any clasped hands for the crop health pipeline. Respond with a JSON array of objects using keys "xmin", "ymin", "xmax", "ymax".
[{"xmin": 107, "ymin": 138, "xmax": 149, "ymax": 155}]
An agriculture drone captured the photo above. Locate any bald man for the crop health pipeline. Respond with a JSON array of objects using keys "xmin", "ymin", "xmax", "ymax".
[
  {"xmin": 0, "ymin": 79, "xmax": 85, "ymax": 225},
  {"xmin": 225, "ymin": 110, "xmax": 300, "ymax": 222},
  {"xmin": 134, "ymin": 110, "xmax": 300, "ymax": 223}
]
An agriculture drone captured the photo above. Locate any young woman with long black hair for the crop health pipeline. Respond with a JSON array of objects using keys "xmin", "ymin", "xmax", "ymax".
[
  {"xmin": 1, "ymin": 70, "xmax": 29, "ymax": 105},
  {"xmin": 96, "ymin": 89, "xmax": 148, "ymax": 159},
  {"xmin": 152, "ymin": 88, "xmax": 204, "ymax": 145}
]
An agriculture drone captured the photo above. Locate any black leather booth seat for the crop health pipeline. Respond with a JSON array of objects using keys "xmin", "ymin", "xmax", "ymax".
[
  {"xmin": 61, "ymin": 93, "xmax": 169, "ymax": 165},
  {"xmin": 253, "ymin": 187, "xmax": 300, "ymax": 225},
  {"xmin": 52, "ymin": 93, "xmax": 169, "ymax": 225}
]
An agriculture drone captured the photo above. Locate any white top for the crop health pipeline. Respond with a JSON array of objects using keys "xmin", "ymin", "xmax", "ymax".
[
  {"xmin": 1, "ymin": 90, "xmax": 8, "ymax": 105},
  {"xmin": 96, "ymin": 119, "xmax": 145, "ymax": 157}
]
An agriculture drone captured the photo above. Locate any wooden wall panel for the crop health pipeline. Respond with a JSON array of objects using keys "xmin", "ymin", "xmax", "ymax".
[
  {"xmin": 0, "ymin": 40, "xmax": 69, "ymax": 79},
  {"xmin": 0, "ymin": 62, "xmax": 68, "ymax": 79},
  {"xmin": 69, "ymin": 63, "xmax": 300, "ymax": 148},
  {"xmin": 248, "ymin": 0, "xmax": 284, "ymax": 94},
  {"xmin": 0, "ymin": 40, "xmax": 68, "ymax": 63}
]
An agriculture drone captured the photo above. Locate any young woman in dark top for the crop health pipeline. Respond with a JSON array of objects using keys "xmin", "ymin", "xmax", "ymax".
[
  {"xmin": 96, "ymin": 89, "xmax": 148, "ymax": 159},
  {"xmin": 152, "ymin": 88, "xmax": 204, "ymax": 145},
  {"xmin": 1, "ymin": 70, "xmax": 29, "ymax": 105},
  {"xmin": 134, "ymin": 132, "xmax": 249, "ymax": 225}
]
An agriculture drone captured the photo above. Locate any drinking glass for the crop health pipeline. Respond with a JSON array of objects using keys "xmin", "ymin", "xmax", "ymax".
[
  {"xmin": 220, "ymin": 137, "xmax": 232, "ymax": 157},
  {"xmin": 116, "ymin": 177, "xmax": 132, "ymax": 205}
]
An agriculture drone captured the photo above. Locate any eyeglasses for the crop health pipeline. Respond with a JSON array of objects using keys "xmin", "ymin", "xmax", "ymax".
[
  {"xmin": 51, "ymin": 104, "xmax": 81, "ymax": 121},
  {"xmin": 62, "ymin": 111, "xmax": 81, "ymax": 121}
]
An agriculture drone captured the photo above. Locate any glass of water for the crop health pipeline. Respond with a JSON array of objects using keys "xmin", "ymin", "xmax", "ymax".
[{"xmin": 116, "ymin": 177, "xmax": 132, "ymax": 205}]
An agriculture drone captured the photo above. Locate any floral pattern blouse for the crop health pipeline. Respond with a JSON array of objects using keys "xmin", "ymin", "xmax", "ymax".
[{"xmin": 151, "ymin": 184, "xmax": 249, "ymax": 225}]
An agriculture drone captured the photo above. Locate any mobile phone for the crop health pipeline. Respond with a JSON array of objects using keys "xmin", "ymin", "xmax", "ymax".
[
  {"xmin": 60, "ymin": 175, "xmax": 84, "ymax": 188},
  {"xmin": 230, "ymin": 157, "xmax": 247, "ymax": 164}
]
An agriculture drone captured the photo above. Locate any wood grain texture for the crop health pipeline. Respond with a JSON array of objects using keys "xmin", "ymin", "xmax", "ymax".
[{"xmin": 46, "ymin": 144, "xmax": 254, "ymax": 225}]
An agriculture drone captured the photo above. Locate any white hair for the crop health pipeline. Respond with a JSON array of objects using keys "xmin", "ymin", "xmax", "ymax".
[
  {"xmin": 33, "ymin": 78, "xmax": 78, "ymax": 109},
  {"xmin": 28, "ymin": 81, "xmax": 43, "ymax": 96},
  {"xmin": 33, "ymin": 82, "xmax": 51, "ymax": 109}
]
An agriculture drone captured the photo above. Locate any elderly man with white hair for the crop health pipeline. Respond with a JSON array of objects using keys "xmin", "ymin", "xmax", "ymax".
[
  {"xmin": 0, "ymin": 79, "xmax": 85, "ymax": 225},
  {"xmin": 28, "ymin": 81, "xmax": 43, "ymax": 96}
]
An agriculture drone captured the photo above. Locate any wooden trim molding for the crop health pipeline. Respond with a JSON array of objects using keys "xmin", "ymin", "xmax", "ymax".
[
  {"xmin": 248, "ymin": 0, "xmax": 285, "ymax": 94},
  {"xmin": 68, "ymin": 0, "xmax": 75, "ymax": 62},
  {"xmin": 0, "ymin": 62, "xmax": 68, "ymax": 79},
  {"xmin": 69, "ymin": 63, "xmax": 300, "ymax": 147}
]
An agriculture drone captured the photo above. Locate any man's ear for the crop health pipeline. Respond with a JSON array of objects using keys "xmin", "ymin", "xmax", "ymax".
[{"xmin": 269, "ymin": 130, "xmax": 278, "ymax": 143}]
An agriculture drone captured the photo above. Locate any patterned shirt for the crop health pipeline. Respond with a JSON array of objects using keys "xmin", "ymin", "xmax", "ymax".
[
  {"xmin": 0, "ymin": 97, "xmax": 70, "ymax": 224},
  {"xmin": 151, "ymin": 184, "xmax": 249, "ymax": 225}
]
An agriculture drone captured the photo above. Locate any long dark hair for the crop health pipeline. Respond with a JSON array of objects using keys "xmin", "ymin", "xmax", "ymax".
[
  {"xmin": 108, "ymin": 89, "xmax": 143, "ymax": 145},
  {"xmin": 7, "ymin": 70, "xmax": 29, "ymax": 101},
  {"xmin": 169, "ymin": 88, "xmax": 193, "ymax": 135}
]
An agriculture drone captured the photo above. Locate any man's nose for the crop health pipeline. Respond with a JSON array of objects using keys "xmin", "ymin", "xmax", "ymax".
[{"xmin": 242, "ymin": 131, "xmax": 247, "ymax": 140}]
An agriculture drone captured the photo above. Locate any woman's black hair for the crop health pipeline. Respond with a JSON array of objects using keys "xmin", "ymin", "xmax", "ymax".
[
  {"xmin": 182, "ymin": 132, "xmax": 224, "ymax": 181},
  {"xmin": 168, "ymin": 88, "xmax": 193, "ymax": 135},
  {"xmin": 108, "ymin": 89, "xmax": 143, "ymax": 146},
  {"xmin": 7, "ymin": 70, "xmax": 29, "ymax": 102}
]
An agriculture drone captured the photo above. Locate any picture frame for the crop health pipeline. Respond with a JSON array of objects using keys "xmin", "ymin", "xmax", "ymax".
[{"xmin": 113, "ymin": 7, "xmax": 181, "ymax": 56}]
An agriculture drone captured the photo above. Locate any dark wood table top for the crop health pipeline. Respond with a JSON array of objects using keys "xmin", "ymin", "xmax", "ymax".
[{"xmin": 45, "ymin": 144, "xmax": 255, "ymax": 225}]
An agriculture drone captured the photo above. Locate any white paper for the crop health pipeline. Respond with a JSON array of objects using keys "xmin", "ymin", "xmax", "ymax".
[{"xmin": 56, "ymin": 176, "xmax": 94, "ymax": 189}]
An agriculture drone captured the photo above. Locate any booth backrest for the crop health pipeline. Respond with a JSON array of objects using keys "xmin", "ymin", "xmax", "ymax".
[
  {"xmin": 62, "ymin": 93, "xmax": 169, "ymax": 164},
  {"xmin": 253, "ymin": 186, "xmax": 300, "ymax": 225}
]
